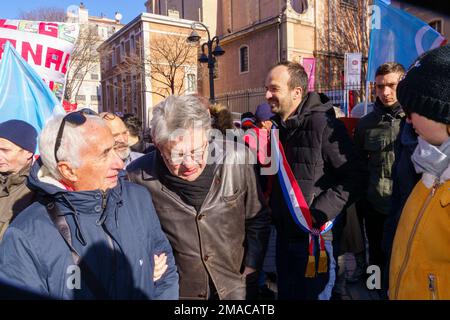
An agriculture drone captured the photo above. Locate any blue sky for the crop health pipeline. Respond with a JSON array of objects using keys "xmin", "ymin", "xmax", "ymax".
[{"xmin": 2, "ymin": 1, "xmax": 147, "ymax": 24}]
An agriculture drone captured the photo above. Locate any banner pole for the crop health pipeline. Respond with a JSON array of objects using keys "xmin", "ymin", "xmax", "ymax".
[{"xmin": 364, "ymin": 80, "xmax": 370, "ymax": 116}]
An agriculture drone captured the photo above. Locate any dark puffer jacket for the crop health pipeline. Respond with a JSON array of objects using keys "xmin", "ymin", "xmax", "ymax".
[
  {"xmin": 382, "ymin": 120, "xmax": 420, "ymax": 288},
  {"xmin": 0, "ymin": 160, "xmax": 179, "ymax": 300},
  {"xmin": 270, "ymin": 92, "xmax": 365, "ymax": 241}
]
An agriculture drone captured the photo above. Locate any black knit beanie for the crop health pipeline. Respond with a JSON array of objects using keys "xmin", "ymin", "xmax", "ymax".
[
  {"xmin": 397, "ymin": 44, "xmax": 450, "ymax": 124},
  {"xmin": 0, "ymin": 120, "xmax": 37, "ymax": 153}
]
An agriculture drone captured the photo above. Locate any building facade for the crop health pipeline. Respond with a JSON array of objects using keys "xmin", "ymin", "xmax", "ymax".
[
  {"xmin": 392, "ymin": 0, "xmax": 449, "ymax": 40},
  {"xmin": 99, "ymin": 13, "xmax": 205, "ymax": 127},
  {"xmin": 209, "ymin": 0, "xmax": 370, "ymax": 113},
  {"xmin": 65, "ymin": 3, "xmax": 123, "ymax": 112},
  {"xmin": 99, "ymin": 0, "xmax": 371, "ymax": 121},
  {"xmin": 144, "ymin": 0, "xmax": 217, "ymax": 37}
]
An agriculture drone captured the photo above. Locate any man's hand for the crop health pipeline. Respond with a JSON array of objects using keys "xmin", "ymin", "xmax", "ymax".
[
  {"xmin": 153, "ymin": 253, "xmax": 168, "ymax": 282},
  {"xmin": 242, "ymin": 266, "xmax": 257, "ymax": 276}
]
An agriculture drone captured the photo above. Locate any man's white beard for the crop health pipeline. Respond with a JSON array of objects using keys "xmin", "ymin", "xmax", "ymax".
[{"xmin": 117, "ymin": 147, "xmax": 131, "ymax": 161}]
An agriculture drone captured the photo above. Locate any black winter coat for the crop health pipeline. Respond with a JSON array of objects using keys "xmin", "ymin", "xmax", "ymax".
[
  {"xmin": 0, "ymin": 160, "xmax": 179, "ymax": 300},
  {"xmin": 270, "ymin": 92, "xmax": 365, "ymax": 241},
  {"xmin": 382, "ymin": 119, "xmax": 420, "ymax": 261}
]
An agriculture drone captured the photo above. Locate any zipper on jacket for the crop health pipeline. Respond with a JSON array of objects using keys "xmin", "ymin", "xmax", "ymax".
[
  {"xmin": 100, "ymin": 190, "xmax": 116, "ymax": 297},
  {"xmin": 103, "ymin": 226, "xmax": 116, "ymax": 298},
  {"xmin": 96, "ymin": 191, "xmax": 109, "ymax": 226},
  {"xmin": 428, "ymin": 274, "xmax": 438, "ymax": 300},
  {"xmin": 101, "ymin": 191, "xmax": 107, "ymax": 209},
  {"xmin": 393, "ymin": 179, "xmax": 440, "ymax": 299}
]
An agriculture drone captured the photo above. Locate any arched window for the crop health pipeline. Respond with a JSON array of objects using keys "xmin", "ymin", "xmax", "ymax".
[
  {"xmin": 291, "ymin": 0, "xmax": 308, "ymax": 14},
  {"xmin": 186, "ymin": 74, "xmax": 196, "ymax": 92}
]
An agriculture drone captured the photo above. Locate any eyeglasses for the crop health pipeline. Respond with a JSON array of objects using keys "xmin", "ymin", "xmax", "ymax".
[
  {"xmin": 163, "ymin": 142, "xmax": 208, "ymax": 166},
  {"xmin": 54, "ymin": 108, "xmax": 98, "ymax": 163},
  {"xmin": 100, "ymin": 112, "xmax": 123, "ymax": 120}
]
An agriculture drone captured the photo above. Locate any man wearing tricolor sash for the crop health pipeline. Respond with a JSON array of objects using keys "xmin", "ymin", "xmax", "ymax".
[{"xmin": 264, "ymin": 62, "xmax": 365, "ymax": 300}]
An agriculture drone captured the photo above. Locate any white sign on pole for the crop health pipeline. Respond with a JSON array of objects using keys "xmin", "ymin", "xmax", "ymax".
[{"xmin": 344, "ymin": 52, "xmax": 362, "ymax": 87}]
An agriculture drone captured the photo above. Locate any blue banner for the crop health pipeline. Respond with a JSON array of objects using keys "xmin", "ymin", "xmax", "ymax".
[
  {"xmin": 0, "ymin": 41, "xmax": 64, "ymax": 141},
  {"xmin": 367, "ymin": 0, "xmax": 446, "ymax": 81}
]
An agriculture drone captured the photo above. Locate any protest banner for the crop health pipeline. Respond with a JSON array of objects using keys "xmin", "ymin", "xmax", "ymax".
[{"xmin": 0, "ymin": 18, "xmax": 79, "ymax": 101}]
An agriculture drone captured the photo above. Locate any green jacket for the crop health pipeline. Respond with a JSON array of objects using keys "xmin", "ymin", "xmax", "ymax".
[
  {"xmin": 354, "ymin": 100, "xmax": 405, "ymax": 215},
  {"xmin": 0, "ymin": 163, "xmax": 35, "ymax": 241}
]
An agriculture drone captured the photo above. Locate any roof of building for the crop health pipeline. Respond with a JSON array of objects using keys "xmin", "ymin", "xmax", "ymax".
[{"xmin": 99, "ymin": 12, "xmax": 207, "ymax": 48}]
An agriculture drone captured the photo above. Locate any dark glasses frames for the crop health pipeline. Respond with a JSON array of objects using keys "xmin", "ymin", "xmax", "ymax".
[
  {"xmin": 54, "ymin": 108, "xmax": 98, "ymax": 163},
  {"xmin": 100, "ymin": 112, "xmax": 123, "ymax": 121}
]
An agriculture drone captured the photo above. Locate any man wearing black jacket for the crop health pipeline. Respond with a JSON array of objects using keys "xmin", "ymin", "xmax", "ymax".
[
  {"xmin": 265, "ymin": 61, "xmax": 364, "ymax": 300},
  {"xmin": 354, "ymin": 62, "xmax": 406, "ymax": 297}
]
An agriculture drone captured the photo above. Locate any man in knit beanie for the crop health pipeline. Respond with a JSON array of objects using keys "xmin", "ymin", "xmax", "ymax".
[
  {"xmin": 389, "ymin": 45, "xmax": 450, "ymax": 299},
  {"xmin": 255, "ymin": 102, "xmax": 275, "ymax": 130},
  {"xmin": 0, "ymin": 120, "xmax": 37, "ymax": 241},
  {"xmin": 240, "ymin": 111, "xmax": 257, "ymax": 131}
]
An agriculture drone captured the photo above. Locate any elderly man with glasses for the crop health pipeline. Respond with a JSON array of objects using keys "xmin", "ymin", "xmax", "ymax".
[
  {"xmin": 127, "ymin": 95, "xmax": 271, "ymax": 300},
  {"xmin": 100, "ymin": 112, "xmax": 144, "ymax": 168},
  {"xmin": 0, "ymin": 109, "xmax": 178, "ymax": 300}
]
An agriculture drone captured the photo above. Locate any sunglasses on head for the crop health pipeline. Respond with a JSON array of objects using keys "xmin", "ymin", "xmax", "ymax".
[
  {"xmin": 54, "ymin": 108, "xmax": 98, "ymax": 163},
  {"xmin": 100, "ymin": 112, "xmax": 123, "ymax": 121}
]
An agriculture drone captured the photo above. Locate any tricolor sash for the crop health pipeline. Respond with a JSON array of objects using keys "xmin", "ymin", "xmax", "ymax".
[{"xmin": 270, "ymin": 126, "xmax": 334, "ymax": 277}]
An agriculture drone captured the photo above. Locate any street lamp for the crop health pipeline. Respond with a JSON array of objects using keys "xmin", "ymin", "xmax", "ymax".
[{"xmin": 187, "ymin": 22, "xmax": 225, "ymax": 103}]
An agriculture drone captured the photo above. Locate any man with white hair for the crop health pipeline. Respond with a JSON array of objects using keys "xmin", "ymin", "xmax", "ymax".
[
  {"xmin": 127, "ymin": 95, "xmax": 271, "ymax": 300},
  {"xmin": 0, "ymin": 109, "xmax": 178, "ymax": 299}
]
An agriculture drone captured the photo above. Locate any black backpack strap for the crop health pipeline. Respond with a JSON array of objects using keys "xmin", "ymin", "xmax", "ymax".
[{"xmin": 46, "ymin": 202, "xmax": 110, "ymax": 299}]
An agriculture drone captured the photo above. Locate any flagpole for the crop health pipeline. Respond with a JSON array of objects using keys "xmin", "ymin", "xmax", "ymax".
[
  {"xmin": 365, "ymin": 1, "xmax": 375, "ymax": 117},
  {"xmin": 344, "ymin": 53, "xmax": 348, "ymax": 117},
  {"xmin": 364, "ymin": 80, "xmax": 370, "ymax": 116}
]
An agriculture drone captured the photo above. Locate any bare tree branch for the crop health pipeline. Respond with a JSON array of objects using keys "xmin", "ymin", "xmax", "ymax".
[
  {"xmin": 115, "ymin": 34, "xmax": 197, "ymax": 98},
  {"xmin": 19, "ymin": 7, "xmax": 66, "ymax": 22},
  {"xmin": 64, "ymin": 25, "xmax": 102, "ymax": 101},
  {"xmin": 18, "ymin": 7, "xmax": 103, "ymax": 103},
  {"xmin": 316, "ymin": 0, "xmax": 369, "ymax": 99}
]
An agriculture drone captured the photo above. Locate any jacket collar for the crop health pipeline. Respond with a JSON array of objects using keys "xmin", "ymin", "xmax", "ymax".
[
  {"xmin": 29, "ymin": 159, "xmax": 123, "ymax": 215},
  {"xmin": 273, "ymin": 92, "xmax": 333, "ymax": 127},
  {"xmin": 373, "ymin": 98, "xmax": 404, "ymax": 119},
  {"xmin": 271, "ymin": 92, "xmax": 334, "ymax": 141},
  {"xmin": 401, "ymin": 121, "xmax": 418, "ymax": 147},
  {"xmin": 0, "ymin": 162, "xmax": 31, "ymax": 197}
]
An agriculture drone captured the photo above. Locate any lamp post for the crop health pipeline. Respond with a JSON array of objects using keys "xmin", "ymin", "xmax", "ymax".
[{"xmin": 187, "ymin": 22, "xmax": 225, "ymax": 103}]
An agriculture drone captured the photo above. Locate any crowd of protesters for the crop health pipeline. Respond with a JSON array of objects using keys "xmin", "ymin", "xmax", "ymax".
[{"xmin": 0, "ymin": 44, "xmax": 449, "ymax": 300}]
